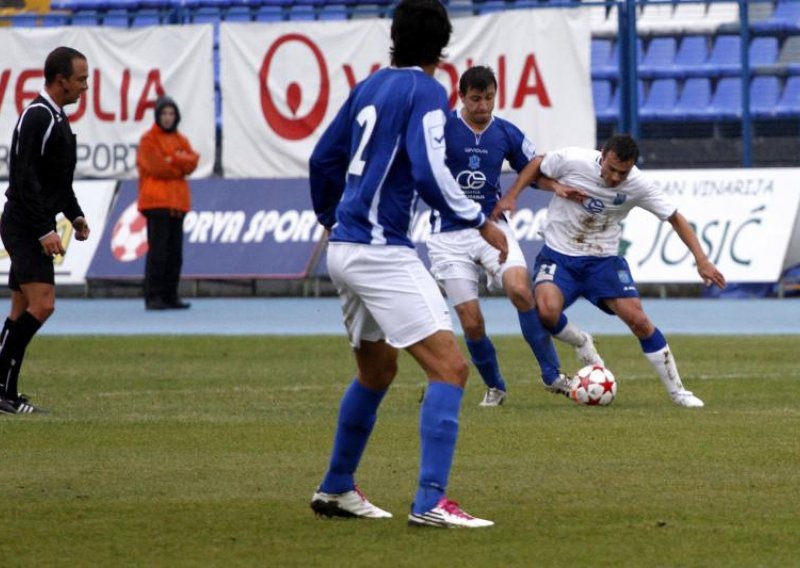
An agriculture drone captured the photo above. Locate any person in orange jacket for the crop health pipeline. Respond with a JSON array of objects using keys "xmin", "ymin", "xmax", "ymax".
[{"xmin": 137, "ymin": 96, "xmax": 199, "ymax": 310}]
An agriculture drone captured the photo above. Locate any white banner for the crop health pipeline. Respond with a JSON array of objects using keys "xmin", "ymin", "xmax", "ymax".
[
  {"xmin": 621, "ymin": 168, "xmax": 800, "ymax": 283},
  {"xmin": 220, "ymin": 9, "xmax": 594, "ymax": 178},
  {"xmin": 0, "ymin": 180, "xmax": 117, "ymax": 284},
  {"xmin": 0, "ymin": 26, "xmax": 215, "ymax": 179}
]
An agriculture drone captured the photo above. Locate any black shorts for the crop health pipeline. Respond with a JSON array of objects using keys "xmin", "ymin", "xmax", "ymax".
[{"xmin": 0, "ymin": 215, "xmax": 55, "ymax": 290}]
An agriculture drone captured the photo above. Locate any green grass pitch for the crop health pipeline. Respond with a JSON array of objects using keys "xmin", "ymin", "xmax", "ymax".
[{"xmin": 1, "ymin": 334, "xmax": 798, "ymax": 566}]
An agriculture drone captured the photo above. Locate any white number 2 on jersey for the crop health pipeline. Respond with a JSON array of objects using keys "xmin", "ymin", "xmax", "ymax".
[{"xmin": 347, "ymin": 105, "xmax": 377, "ymax": 176}]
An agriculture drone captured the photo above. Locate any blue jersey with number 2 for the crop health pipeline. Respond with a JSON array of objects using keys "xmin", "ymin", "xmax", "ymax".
[{"xmin": 310, "ymin": 67, "xmax": 485, "ymax": 248}]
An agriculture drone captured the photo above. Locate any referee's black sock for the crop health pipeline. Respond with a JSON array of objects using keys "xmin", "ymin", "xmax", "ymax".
[
  {"xmin": 0, "ymin": 312, "xmax": 42, "ymax": 399},
  {"xmin": 0, "ymin": 317, "xmax": 13, "ymax": 351}
]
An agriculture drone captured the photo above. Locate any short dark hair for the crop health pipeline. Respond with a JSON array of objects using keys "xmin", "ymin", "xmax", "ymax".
[
  {"xmin": 390, "ymin": 0, "xmax": 452, "ymax": 68},
  {"xmin": 458, "ymin": 66, "xmax": 497, "ymax": 95},
  {"xmin": 44, "ymin": 46, "xmax": 87, "ymax": 85},
  {"xmin": 602, "ymin": 134, "xmax": 640, "ymax": 163}
]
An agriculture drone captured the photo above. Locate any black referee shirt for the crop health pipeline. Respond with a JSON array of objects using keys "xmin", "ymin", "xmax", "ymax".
[{"xmin": 3, "ymin": 91, "xmax": 84, "ymax": 238}]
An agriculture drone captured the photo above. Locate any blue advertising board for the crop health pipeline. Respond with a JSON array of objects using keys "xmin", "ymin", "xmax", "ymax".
[{"xmin": 88, "ymin": 173, "xmax": 553, "ymax": 280}]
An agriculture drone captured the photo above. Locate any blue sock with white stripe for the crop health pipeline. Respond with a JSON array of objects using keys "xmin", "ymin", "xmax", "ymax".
[
  {"xmin": 518, "ymin": 307, "xmax": 562, "ymax": 384},
  {"xmin": 413, "ymin": 382, "xmax": 463, "ymax": 514},
  {"xmin": 319, "ymin": 378, "xmax": 386, "ymax": 494},
  {"xmin": 465, "ymin": 336, "xmax": 506, "ymax": 391}
]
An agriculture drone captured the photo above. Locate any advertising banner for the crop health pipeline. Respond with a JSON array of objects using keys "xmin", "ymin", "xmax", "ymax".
[
  {"xmin": 87, "ymin": 178, "xmax": 327, "ymax": 280},
  {"xmin": 0, "ymin": 180, "xmax": 117, "ymax": 284},
  {"xmin": 620, "ymin": 168, "xmax": 800, "ymax": 283},
  {"xmin": 220, "ymin": 9, "xmax": 594, "ymax": 178},
  {"xmin": 0, "ymin": 26, "xmax": 216, "ymax": 179},
  {"xmin": 87, "ymin": 173, "xmax": 554, "ymax": 280}
]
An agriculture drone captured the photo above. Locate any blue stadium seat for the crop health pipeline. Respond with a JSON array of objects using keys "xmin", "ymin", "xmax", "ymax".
[
  {"xmin": 294, "ymin": 0, "xmax": 325, "ymax": 5},
  {"xmin": 674, "ymin": 78, "xmax": 712, "ymax": 120},
  {"xmin": 319, "ymin": 4, "xmax": 348, "ymax": 19},
  {"xmin": 703, "ymin": 35, "xmax": 740, "ymax": 77},
  {"xmin": 751, "ymin": 0, "xmax": 800, "ymax": 34},
  {"xmin": 42, "ymin": 12, "xmax": 70, "ymax": 25},
  {"xmin": 673, "ymin": 35, "xmax": 708, "ymax": 78},
  {"xmin": 592, "ymin": 39, "xmax": 617, "ymax": 80},
  {"xmin": 775, "ymin": 76, "xmax": 800, "ymax": 118},
  {"xmin": 104, "ymin": 8, "xmax": 131, "ymax": 26},
  {"xmin": 707, "ymin": 77, "xmax": 741, "ymax": 120},
  {"xmin": 254, "ymin": 5, "xmax": 283, "ymax": 20},
  {"xmin": 640, "ymin": 78, "xmax": 678, "ymax": 120},
  {"xmin": 749, "ymin": 36, "xmax": 779, "ymax": 68},
  {"xmin": 476, "ymin": 0, "xmax": 507, "ymax": 14},
  {"xmin": 190, "ymin": 5, "xmax": 222, "ymax": 22},
  {"xmin": 639, "ymin": 37, "xmax": 677, "ymax": 79},
  {"xmin": 71, "ymin": 10, "xmax": 102, "ymax": 25},
  {"xmin": 224, "ymin": 5, "xmax": 252, "ymax": 20},
  {"xmin": 593, "ymin": 80, "xmax": 618, "ymax": 122},
  {"xmin": 10, "ymin": 12, "xmax": 38, "ymax": 26},
  {"xmin": 131, "ymin": 8, "xmax": 162, "ymax": 25},
  {"xmin": 750, "ymin": 76, "xmax": 782, "ymax": 119},
  {"xmin": 288, "ymin": 4, "xmax": 316, "ymax": 19}
]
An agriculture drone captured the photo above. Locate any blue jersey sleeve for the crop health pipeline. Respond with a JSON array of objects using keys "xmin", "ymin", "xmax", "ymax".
[
  {"xmin": 406, "ymin": 84, "xmax": 485, "ymax": 229},
  {"xmin": 309, "ymin": 96, "xmax": 353, "ymax": 229},
  {"xmin": 502, "ymin": 119, "xmax": 536, "ymax": 175}
]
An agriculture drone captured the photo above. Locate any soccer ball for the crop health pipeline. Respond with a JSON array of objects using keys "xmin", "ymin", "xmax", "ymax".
[
  {"xmin": 569, "ymin": 365, "xmax": 617, "ymax": 406},
  {"xmin": 111, "ymin": 202, "xmax": 149, "ymax": 262}
]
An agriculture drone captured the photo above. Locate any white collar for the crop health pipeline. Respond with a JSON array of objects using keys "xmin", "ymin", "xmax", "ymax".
[{"xmin": 40, "ymin": 90, "xmax": 63, "ymax": 114}]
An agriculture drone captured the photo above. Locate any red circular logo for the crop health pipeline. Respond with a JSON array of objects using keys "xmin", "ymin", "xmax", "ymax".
[{"xmin": 260, "ymin": 34, "xmax": 329, "ymax": 141}]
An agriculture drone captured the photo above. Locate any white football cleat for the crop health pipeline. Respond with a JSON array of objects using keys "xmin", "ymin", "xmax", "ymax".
[
  {"xmin": 311, "ymin": 486, "xmax": 392, "ymax": 519},
  {"xmin": 543, "ymin": 373, "xmax": 572, "ymax": 398},
  {"xmin": 408, "ymin": 498, "xmax": 494, "ymax": 528},
  {"xmin": 478, "ymin": 387, "xmax": 506, "ymax": 407},
  {"xmin": 671, "ymin": 390, "xmax": 704, "ymax": 408},
  {"xmin": 575, "ymin": 332, "xmax": 604, "ymax": 367}
]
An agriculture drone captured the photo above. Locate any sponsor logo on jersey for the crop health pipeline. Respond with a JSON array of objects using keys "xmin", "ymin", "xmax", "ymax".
[
  {"xmin": 456, "ymin": 170, "xmax": 487, "ymax": 191},
  {"xmin": 583, "ymin": 198, "xmax": 604, "ymax": 214}
]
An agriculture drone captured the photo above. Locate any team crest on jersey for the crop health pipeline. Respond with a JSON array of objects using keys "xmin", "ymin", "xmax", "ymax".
[
  {"xmin": 469, "ymin": 155, "xmax": 481, "ymax": 170},
  {"xmin": 617, "ymin": 270, "xmax": 632, "ymax": 284},
  {"xmin": 613, "ymin": 193, "xmax": 627, "ymax": 205}
]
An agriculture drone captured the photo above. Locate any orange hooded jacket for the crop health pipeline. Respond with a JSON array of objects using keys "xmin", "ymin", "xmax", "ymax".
[{"xmin": 137, "ymin": 123, "xmax": 199, "ymax": 213}]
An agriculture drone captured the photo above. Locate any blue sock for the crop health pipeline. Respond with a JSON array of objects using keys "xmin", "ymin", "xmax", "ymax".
[
  {"xmin": 518, "ymin": 308, "xmax": 562, "ymax": 384},
  {"xmin": 544, "ymin": 313, "xmax": 568, "ymax": 335},
  {"xmin": 319, "ymin": 379, "xmax": 387, "ymax": 494},
  {"xmin": 465, "ymin": 336, "xmax": 506, "ymax": 391},
  {"xmin": 413, "ymin": 382, "xmax": 463, "ymax": 514},
  {"xmin": 639, "ymin": 328, "xmax": 667, "ymax": 353}
]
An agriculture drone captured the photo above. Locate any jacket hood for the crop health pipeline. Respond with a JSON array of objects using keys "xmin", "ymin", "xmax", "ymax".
[{"xmin": 155, "ymin": 96, "xmax": 181, "ymax": 133}]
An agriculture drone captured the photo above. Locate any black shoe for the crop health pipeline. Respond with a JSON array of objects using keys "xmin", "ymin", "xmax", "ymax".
[
  {"xmin": 145, "ymin": 299, "xmax": 169, "ymax": 311},
  {"xmin": 0, "ymin": 396, "xmax": 43, "ymax": 415},
  {"xmin": 165, "ymin": 300, "xmax": 191, "ymax": 310}
]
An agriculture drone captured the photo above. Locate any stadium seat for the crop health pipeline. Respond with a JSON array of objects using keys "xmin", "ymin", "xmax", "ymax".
[
  {"xmin": 673, "ymin": 77, "xmax": 712, "ymax": 120},
  {"xmin": 778, "ymin": 35, "xmax": 800, "ymax": 75},
  {"xmin": 594, "ymin": 80, "xmax": 619, "ymax": 122},
  {"xmin": 42, "ymin": 12, "xmax": 70, "ymax": 25},
  {"xmin": 319, "ymin": 4, "xmax": 348, "ymax": 19},
  {"xmin": 707, "ymin": 77, "xmax": 742, "ymax": 120},
  {"xmin": 703, "ymin": 35, "xmax": 740, "ymax": 77},
  {"xmin": 254, "ymin": 5, "xmax": 283, "ymax": 20},
  {"xmin": 288, "ymin": 4, "xmax": 316, "ymax": 19},
  {"xmin": 224, "ymin": 5, "xmax": 252, "ymax": 21},
  {"xmin": 10, "ymin": 12, "xmax": 38, "ymax": 26},
  {"xmin": 640, "ymin": 78, "xmax": 678, "ymax": 120},
  {"xmin": 190, "ymin": 5, "xmax": 222, "ymax": 22},
  {"xmin": 590, "ymin": 3, "xmax": 617, "ymax": 37},
  {"xmin": 591, "ymin": 39, "xmax": 614, "ymax": 79},
  {"xmin": 103, "ymin": 8, "xmax": 131, "ymax": 26},
  {"xmin": 673, "ymin": 35, "xmax": 708, "ymax": 78},
  {"xmin": 704, "ymin": 0, "xmax": 739, "ymax": 29},
  {"xmin": 71, "ymin": 10, "xmax": 102, "ymax": 25},
  {"xmin": 752, "ymin": 0, "xmax": 800, "ymax": 34},
  {"xmin": 635, "ymin": 0, "xmax": 674, "ymax": 34},
  {"xmin": 775, "ymin": 76, "xmax": 800, "ymax": 117},
  {"xmin": 750, "ymin": 76, "xmax": 782, "ymax": 119},
  {"xmin": 131, "ymin": 8, "xmax": 162, "ymax": 25},
  {"xmin": 476, "ymin": 0, "xmax": 507, "ymax": 14},
  {"xmin": 749, "ymin": 36, "xmax": 780, "ymax": 68},
  {"xmin": 668, "ymin": 1, "xmax": 708, "ymax": 34},
  {"xmin": 639, "ymin": 37, "xmax": 677, "ymax": 79}
]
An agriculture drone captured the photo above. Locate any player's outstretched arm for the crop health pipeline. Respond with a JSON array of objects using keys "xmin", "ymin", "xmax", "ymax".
[
  {"xmin": 536, "ymin": 176, "xmax": 589, "ymax": 203},
  {"xmin": 491, "ymin": 155, "xmax": 544, "ymax": 220},
  {"xmin": 668, "ymin": 211, "xmax": 727, "ymax": 289}
]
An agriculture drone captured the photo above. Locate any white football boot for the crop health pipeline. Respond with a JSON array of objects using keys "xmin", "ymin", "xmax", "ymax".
[
  {"xmin": 671, "ymin": 390, "xmax": 704, "ymax": 408},
  {"xmin": 408, "ymin": 498, "xmax": 494, "ymax": 528},
  {"xmin": 311, "ymin": 486, "xmax": 392, "ymax": 519},
  {"xmin": 478, "ymin": 387, "xmax": 507, "ymax": 407},
  {"xmin": 575, "ymin": 332, "xmax": 604, "ymax": 367},
  {"xmin": 543, "ymin": 373, "xmax": 572, "ymax": 398}
]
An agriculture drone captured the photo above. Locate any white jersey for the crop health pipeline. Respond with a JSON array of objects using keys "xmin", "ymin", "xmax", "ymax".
[{"xmin": 539, "ymin": 147, "xmax": 677, "ymax": 257}]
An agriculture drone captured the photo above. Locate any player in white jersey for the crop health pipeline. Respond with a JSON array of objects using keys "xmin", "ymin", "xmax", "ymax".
[
  {"xmin": 493, "ymin": 135, "xmax": 727, "ymax": 407},
  {"xmin": 308, "ymin": 0, "xmax": 507, "ymax": 528},
  {"xmin": 427, "ymin": 66, "xmax": 603, "ymax": 407}
]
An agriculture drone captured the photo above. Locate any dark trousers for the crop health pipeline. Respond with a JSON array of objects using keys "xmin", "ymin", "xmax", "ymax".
[{"xmin": 143, "ymin": 209, "xmax": 185, "ymax": 304}]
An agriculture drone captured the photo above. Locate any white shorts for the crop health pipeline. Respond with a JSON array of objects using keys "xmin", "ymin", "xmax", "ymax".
[
  {"xmin": 427, "ymin": 222, "xmax": 527, "ymax": 302},
  {"xmin": 327, "ymin": 242, "xmax": 453, "ymax": 349}
]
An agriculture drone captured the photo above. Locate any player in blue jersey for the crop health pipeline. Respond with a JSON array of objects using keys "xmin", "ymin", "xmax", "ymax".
[
  {"xmin": 427, "ymin": 66, "xmax": 603, "ymax": 407},
  {"xmin": 493, "ymin": 135, "xmax": 727, "ymax": 407},
  {"xmin": 308, "ymin": 0, "xmax": 508, "ymax": 529}
]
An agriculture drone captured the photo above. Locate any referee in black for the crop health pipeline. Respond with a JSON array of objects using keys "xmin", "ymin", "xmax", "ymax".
[{"xmin": 0, "ymin": 47, "xmax": 91, "ymax": 414}]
